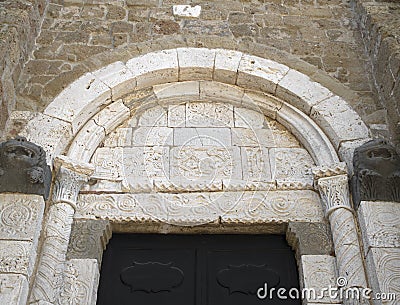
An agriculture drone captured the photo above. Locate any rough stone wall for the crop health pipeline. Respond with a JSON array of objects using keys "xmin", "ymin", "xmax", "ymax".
[
  {"xmin": 352, "ymin": 0, "xmax": 400, "ymax": 150},
  {"xmin": 14, "ymin": 0, "xmax": 383, "ymax": 135},
  {"xmin": 0, "ymin": 0, "xmax": 48, "ymax": 134}
]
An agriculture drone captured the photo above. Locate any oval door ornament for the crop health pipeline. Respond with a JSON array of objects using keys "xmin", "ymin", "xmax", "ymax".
[
  {"xmin": 120, "ymin": 262, "xmax": 184, "ymax": 293},
  {"xmin": 216, "ymin": 264, "xmax": 280, "ymax": 295}
]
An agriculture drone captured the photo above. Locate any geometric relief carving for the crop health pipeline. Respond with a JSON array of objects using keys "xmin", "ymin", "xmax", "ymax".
[
  {"xmin": 0, "ymin": 274, "xmax": 29, "ymax": 305},
  {"xmin": 77, "ymin": 190, "xmax": 324, "ymax": 226},
  {"xmin": 216, "ymin": 264, "xmax": 280, "ymax": 295},
  {"xmin": 186, "ymin": 102, "xmax": 234, "ymax": 127},
  {"xmin": 0, "ymin": 240, "xmax": 33, "ymax": 276},
  {"xmin": 352, "ymin": 139, "xmax": 400, "ymax": 209},
  {"xmin": 301, "ymin": 255, "xmax": 340, "ymax": 304},
  {"xmin": 120, "ymin": 262, "xmax": 184, "ymax": 293},
  {"xmin": 60, "ymin": 259, "xmax": 100, "ymax": 305},
  {"xmin": 0, "ymin": 194, "xmax": 44, "ymax": 241},
  {"xmin": 91, "ymin": 147, "xmax": 124, "ymax": 180},
  {"xmin": 270, "ymin": 148, "xmax": 314, "ymax": 185},
  {"xmin": 286, "ymin": 222, "xmax": 334, "ymax": 258},
  {"xmin": 358, "ymin": 201, "xmax": 400, "ymax": 253},
  {"xmin": 367, "ymin": 248, "xmax": 400, "ymax": 304},
  {"xmin": 67, "ymin": 219, "xmax": 111, "ymax": 264}
]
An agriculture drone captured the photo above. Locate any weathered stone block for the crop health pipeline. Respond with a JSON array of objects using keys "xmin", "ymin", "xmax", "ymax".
[
  {"xmin": 131, "ymin": 127, "xmax": 173, "ymax": 146},
  {"xmin": 177, "ymin": 48, "xmax": 216, "ymax": 81},
  {"xmin": 358, "ymin": 201, "xmax": 400, "ymax": 254},
  {"xmin": 0, "ymin": 274, "xmax": 29, "ymax": 305},
  {"xmin": 0, "ymin": 240, "xmax": 35, "ymax": 276},
  {"xmin": 0, "ymin": 194, "xmax": 44, "ymax": 243},
  {"xmin": 173, "ymin": 128, "xmax": 231, "ymax": 146},
  {"xmin": 214, "ymin": 49, "xmax": 243, "ymax": 84},
  {"xmin": 234, "ymin": 107, "xmax": 265, "ymax": 129},
  {"xmin": 186, "ymin": 102, "xmax": 234, "ymax": 127}
]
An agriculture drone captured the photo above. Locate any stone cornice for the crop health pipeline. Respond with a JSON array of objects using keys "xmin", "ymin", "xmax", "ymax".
[{"xmin": 312, "ymin": 162, "xmax": 348, "ymax": 181}]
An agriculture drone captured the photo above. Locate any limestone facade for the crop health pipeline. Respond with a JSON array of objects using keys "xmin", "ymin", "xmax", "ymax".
[{"xmin": 0, "ymin": 1, "xmax": 399, "ymax": 305}]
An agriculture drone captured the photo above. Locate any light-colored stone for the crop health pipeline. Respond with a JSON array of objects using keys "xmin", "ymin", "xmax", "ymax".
[
  {"xmin": 220, "ymin": 190, "xmax": 324, "ymax": 223},
  {"xmin": 138, "ymin": 105, "xmax": 167, "ymax": 127},
  {"xmin": 234, "ymin": 107, "xmax": 265, "ymax": 128},
  {"xmin": 199, "ymin": 81, "xmax": 244, "ymax": 106},
  {"xmin": 301, "ymin": 255, "xmax": 340, "ymax": 304},
  {"xmin": 241, "ymin": 90, "xmax": 283, "ymax": 119},
  {"xmin": 77, "ymin": 190, "xmax": 323, "ymax": 224},
  {"xmin": 173, "ymin": 127, "xmax": 231, "ymax": 146},
  {"xmin": 177, "ymin": 48, "xmax": 216, "ymax": 81},
  {"xmin": 277, "ymin": 102, "xmax": 339, "ymax": 166},
  {"xmin": 186, "ymin": 102, "xmax": 234, "ymax": 127},
  {"xmin": 237, "ymin": 54, "xmax": 289, "ymax": 94},
  {"xmin": 131, "ymin": 126, "xmax": 173, "ymax": 146},
  {"xmin": 92, "ymin": 61, "xmax": 136, "ymax": 100},
  {"xmin": 311, "ymin": 96, "xmax": 370, "ymax": 149},
  {"xmin": 241, "ymin": 147, "xmax": 272, "ymax": 181},
  {"xmin": 0, "ymin": 274, "xmax": 29, "ymax": 305},
  {"xmin": 103, "ymin": 127, "xmax": 133, "ymax": 147},
  {"xmin": 276, "ymin": 69, "xmax": 333, "ymax": 114},
  {"xmin": 126, "ymin": 49, "xmax": 179, "ymax": 88},
  {"xmin": 93, "ymin": 100, "xmax": 130, "ymax": 134},
  {"xmin": 123, "ymin": 146, "xmax": 169, "ymax": 182},
  {"xmin": 214, "ymin": 49, "xmax": 243, "ymax": 84},
  {"xmin": 68, "ymin": 120, "xmax": 105, "ymax": 162},
  {"xmin": 170, "ymin": 146, "xmax": 242, "ymax": 183},
  {"xmin": 270, "ymin": 148, "xmax": 314, "ymax": 183},
  {"xmin": 60, "ymin": 259, "xmax": 100, "ymax": 305},
  {"xmin": 0, "ymin": 194, "xmax": 44, "ymax": 243},
  {"xmin": 231, "ymin": 128, "xmax": 276, "ymax": 147},
  {"xmin": 358, "ymin": 201, "xmax": 400, "ymax": 254},
  {"xmin": 44, "ymin": 72, "xmax": 111, "ymax": 133},
  {"xmin": 21, "ymin": 113, "xmax": 73, "ymax": 164},
  {"xmin": 168, "ymin": 104, "xmax": 186, "ymax": 127},
  {"xmin": 366, "ymin": 248, "xmax": 400, "ymax": 305},
  {"xmin": 172, "ymin": 5, "xmax": 201, "ymax": 18},
  {"xmin": 0, "ymin": 240, "xmax": 35, "ymax": 276},
  {"xmin": 153, "ymin": 81, "xmax": 200, "ymax": 101},
  {"xmin": 91, "ymin": 147, "xmax": 124, "ymax": 181}
]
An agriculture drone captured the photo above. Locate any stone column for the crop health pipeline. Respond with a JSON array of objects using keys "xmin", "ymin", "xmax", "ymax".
[
  {"xmin": 29, "ymin": 156, "xmax": 94, "ymax": 305},
  {"xmin": 313, "ymin": 163, "xmax": 369, "ymax": 305}
]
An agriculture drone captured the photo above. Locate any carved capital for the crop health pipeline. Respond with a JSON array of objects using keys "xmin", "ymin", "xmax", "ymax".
[
  {"xmin": 312, "ymin": 162, "xmax": 348, "ymax": 181},
  {"xmin": 52, "ymin": 156, "xmax": 94, "ymax": 207},
  {"xmin": 317, "ymin": 174, "xmax": 353, "ymax": 217}
]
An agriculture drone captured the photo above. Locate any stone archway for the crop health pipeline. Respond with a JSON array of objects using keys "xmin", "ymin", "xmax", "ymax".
[{"xmin": 21, "ymin": 48, "xmax": 371, "ymax": 305}]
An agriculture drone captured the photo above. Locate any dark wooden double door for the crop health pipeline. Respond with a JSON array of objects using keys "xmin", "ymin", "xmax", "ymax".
[{"xmin": 97, "ymin": 234, "xmax": 300, "ymax": 305}]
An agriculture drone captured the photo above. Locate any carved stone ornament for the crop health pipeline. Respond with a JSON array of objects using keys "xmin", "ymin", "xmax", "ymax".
[
  {"xmin": 352, "ymin": 139, "xmax": 400, "ymax": 209},
  {"xmin": 0, "ymin": 137, "xmax": 51, "ymax": 199}
]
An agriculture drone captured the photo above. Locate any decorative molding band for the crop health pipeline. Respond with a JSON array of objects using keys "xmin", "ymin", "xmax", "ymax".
[{"xmin": 312, "ymin": 162, "xmax": 348, "ymax": 181}]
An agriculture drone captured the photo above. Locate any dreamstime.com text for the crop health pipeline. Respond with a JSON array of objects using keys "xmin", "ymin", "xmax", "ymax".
[{"xmin": 257, "ymin": 277, "xmax": 397, "ymax": 302}]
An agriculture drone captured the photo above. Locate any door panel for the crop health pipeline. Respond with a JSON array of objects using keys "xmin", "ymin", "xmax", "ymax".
[{"xmin": 97, "ymin": 234, "xmax": 300, "ymax": 305}]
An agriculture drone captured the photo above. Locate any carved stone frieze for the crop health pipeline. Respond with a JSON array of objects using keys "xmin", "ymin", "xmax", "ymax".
[
  {"xmin": 67, "ymin": 219, "xmax": 111, "ymax": 264},
  {"xmin": 0, "ymin": 137, "xmax": 51, "ymax": 199},
  {"xmin": 352, "ymin": 139, "xmax": 400, "ymax": 209},
  {"xmin": 286, "ymin": 222, "xmax": 334, "ymax": 258},
  {"xmin": 76, "ymin": 191, "xmax": 324, "ymax": 225},
  {"xmin": 0, "ymin": 240, "xmax": 34, "ymax": 276},
  {"xmin": 60, "ymin": 259, "xmax": 100, "ymax": 305},
  {"xmin": 0, "ymin": 194, "xmax": 44, "ymax": 241}
]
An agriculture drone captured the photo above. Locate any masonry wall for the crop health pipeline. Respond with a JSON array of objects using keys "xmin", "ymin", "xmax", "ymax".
[
  {"xmin": 0, "ymin": 0, "xmax": 48, "ymax": 133},
  {"xmin": 352, "ymin": 0, "xmax": 400, "ymax": 150},
  {"xmin": 9, "ymin": 0, "xmax": 384, "ymax": 137}
]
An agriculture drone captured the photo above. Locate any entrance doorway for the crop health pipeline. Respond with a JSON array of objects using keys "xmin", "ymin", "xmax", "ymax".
[{"xmin": 97, "ymin": 234, "xmax": 300, "ymax": 305}]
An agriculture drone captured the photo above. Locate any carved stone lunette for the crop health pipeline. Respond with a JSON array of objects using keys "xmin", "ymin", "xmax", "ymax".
[
  {"xmin": 29, "ymin": 156, "xmax": 94, "ymax": 305},
  {"xmin": 313, "ymin": 163, "xmax": 369, "ymax": 305}
]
